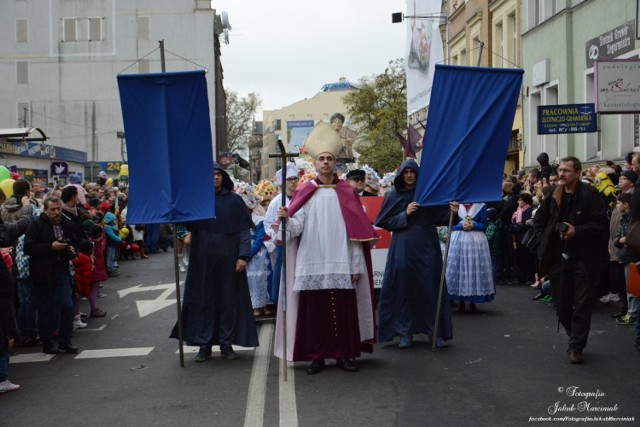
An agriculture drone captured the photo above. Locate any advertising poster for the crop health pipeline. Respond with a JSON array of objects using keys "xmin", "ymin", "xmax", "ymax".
[
  {"xmin": 405, "ymin": 0, "xmax": 444, "ymax": 114},
  {"xmin": 286, "ymin": 120, "xmax": 315, "ymax": 153}
]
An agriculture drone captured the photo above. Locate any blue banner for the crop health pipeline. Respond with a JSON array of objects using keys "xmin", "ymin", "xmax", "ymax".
[
  {"xmin": 117, "ymin": 70, "xmax": 215, "ymax": 224},
  {"xmin": 538, "ymin": 103, "xmax": 597, "ymax": 134},
  {"xmin": 415, "ymin": 65, "xmax": 524, "ymax": 206}
]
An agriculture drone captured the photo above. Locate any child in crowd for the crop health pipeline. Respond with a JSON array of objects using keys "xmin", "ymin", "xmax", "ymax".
[
  {"xmin": 176, "ymin": 225, "xmax": 191, "ymax": 272},
  {"xmin": 104, "ymin": 212, "xmax": 122, "ymax": 277},
  {"xmin": 613, "ymin": 193, "xmax": 636, "ymax": 325},
  {"xmin": 89, "ymin": 225, "xmax": 108, "ymax": 317},
  {"xmin": 72, "ymin": 241, "xmax": 94, "ymax": 329},
  {"xmin": 130, "ymin": 224, "xmax": 148, "ymax": 259}
]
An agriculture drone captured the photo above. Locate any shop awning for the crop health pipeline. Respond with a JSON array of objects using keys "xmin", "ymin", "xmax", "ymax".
[{"xmin": 0, "ymin": 127, "xmax": 48, "ymax": 142}]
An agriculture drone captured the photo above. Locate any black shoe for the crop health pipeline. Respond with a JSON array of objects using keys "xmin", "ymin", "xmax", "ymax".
[
  {"xmin": 58, "ymin": 344, "xmax": 79, "ymax": 354},
  {"xmin": 335, "ymin": 358, "xmax": 358, "ymax": 372},
  {"xmin": 306, "ymin": 359, "xmax": 325, "ymax": 375},
  {"xmin": 220, "ymin": 345, "xmax": 239, "ymax": 360},
  {"xmin": 531, "ymin": 293, "xmax": 545, "ymax": 301},
  {"xmin": 195, "ymin": 346, "xmax": 212, "ymax": 362},
  {"xmin": 568, "ymin": 349, "xmax": 583, "ymax": 364},
  {"xmin": 611, "ymin": 312, "xmax": 626, "ymax": 319},
  {"xmin": 43, "ymin": 346, "xmax": 60, "ymax": 355}
]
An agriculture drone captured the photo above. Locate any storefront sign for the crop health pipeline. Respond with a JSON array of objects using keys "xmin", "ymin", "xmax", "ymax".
[
  {"xmin": 586, "ymin": 20, "xmax": 636, "ymax": 68},
  {"xmin": 595, "ymin": 59, "xmax": 640, "ymax": 113},
  {"xmin": 538, "ymin": 103, "xmax": 597, "ymax": 134},
  {"xmin": 50, "ymin": 161, "xmax": 69, "ymax": 177}
]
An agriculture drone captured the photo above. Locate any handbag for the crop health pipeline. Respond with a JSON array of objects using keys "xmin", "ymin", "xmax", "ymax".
[{"xmin": 624, "ymin": 220, "xmax": 640, "ymax": 255}]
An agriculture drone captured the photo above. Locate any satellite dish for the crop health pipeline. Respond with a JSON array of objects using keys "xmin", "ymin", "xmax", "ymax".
[
  {"xmin": 221, "ymin": 11, "xmax": 231, "ymax": 30},
  {"xmin": 223, "ymin": 29, "xmax": 229, "ymax": 45}
]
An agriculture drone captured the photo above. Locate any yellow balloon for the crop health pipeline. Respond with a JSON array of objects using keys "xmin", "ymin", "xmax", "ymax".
[
  {"xmin": 106, "ymin": 178, "xmax": 113, "ymax": 187},
  {"xmin": 0, "ymin": 179, "xmax": 15, "ymax": 198}
]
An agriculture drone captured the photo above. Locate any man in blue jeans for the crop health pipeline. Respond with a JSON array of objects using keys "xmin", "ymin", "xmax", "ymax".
[{"xmin": 24, "ymin": 197, "xmax": 80, "ymax": 355}]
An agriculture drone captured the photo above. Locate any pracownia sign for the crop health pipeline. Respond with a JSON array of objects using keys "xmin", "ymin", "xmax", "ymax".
[
  {"xmin": 595, "ymin": 59, "xmax": 640, "ymax": 114},
  {"xmin": 538, "ymin": 104, "xmax": 597, "ymax": 135}
]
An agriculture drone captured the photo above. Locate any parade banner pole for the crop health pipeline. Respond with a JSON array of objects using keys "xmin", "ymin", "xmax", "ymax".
[
  {"xmin": 172, "ymin": 227, "xmax": 185, "ymax": 366},
  {"xmin": 432, "ymin": 208, "xmax": 455, "ymax": 351},
  {"xmin": 269, "ymin": 139, "xmax": 298, "ymax": 382},
  {"xmin": 160, "ymin": 39, "xmax": 184, "ymax": 367}
]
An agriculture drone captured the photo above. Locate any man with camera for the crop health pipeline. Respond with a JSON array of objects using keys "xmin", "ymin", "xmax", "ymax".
[
  {"xmin": 24, "ymin": 197, "xmax": 82, "ymax": 355},
  {"xmin": 534, "ymin": 156, "xmax": 608, "ymax": 364}
]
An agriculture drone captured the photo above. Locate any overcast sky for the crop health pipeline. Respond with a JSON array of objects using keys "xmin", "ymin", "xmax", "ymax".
[{"xmin": 211, "ymin": 0, "xmax": 407, "ymax": 119}]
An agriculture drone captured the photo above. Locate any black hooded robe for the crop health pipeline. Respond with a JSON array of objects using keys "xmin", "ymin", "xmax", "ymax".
[
  {"xmin": 170, "ymin": 168, "xmax": 258, "ymax": 348},
  {"xmin": 374, "ymin": 159, "xmax": 453, "ymax": 342}
]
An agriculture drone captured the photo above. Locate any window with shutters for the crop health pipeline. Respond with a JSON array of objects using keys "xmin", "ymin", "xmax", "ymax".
[
  {"xmin": 16, "ymin": 19, "xmax": 28, "ymax": 43},
  {"xmin": 63, "ymin": 17, "xmax": 77, "ymax": 42},
  {"xmin": 17, "ymin": 62, "xmax": 28, "ymax": 85}
]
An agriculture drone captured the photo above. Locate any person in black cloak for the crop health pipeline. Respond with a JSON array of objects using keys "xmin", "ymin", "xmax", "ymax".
[
  {"xmin": 374, "ymin": 159, "xmax": 453, "ymax": 349},
  {"xmin": 170, "ymin": 164, "xmax": 258, "ymax": 362}
]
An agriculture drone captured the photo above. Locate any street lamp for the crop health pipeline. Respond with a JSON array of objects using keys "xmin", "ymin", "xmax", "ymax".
[{"xmin": 117, "ymin": 131, "xmax": 127, "ymax": 163}]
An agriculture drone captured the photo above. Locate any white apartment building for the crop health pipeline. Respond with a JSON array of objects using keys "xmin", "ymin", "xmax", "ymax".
[{"xmin": 0, "ymin": 0, "xmax": 218, "ymax": 180}]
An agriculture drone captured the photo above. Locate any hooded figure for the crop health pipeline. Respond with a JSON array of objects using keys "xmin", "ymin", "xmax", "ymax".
[
  {"xmin": 537, "ymin": 152, "xmax": 553, "ymax": 180},
  {"xmin": 170, "ymin": 163, "xmax": 258, "ymax": 361},
  {"xmin": 374, "ymin": 159, "xmax": 453, "ymax": 347}
]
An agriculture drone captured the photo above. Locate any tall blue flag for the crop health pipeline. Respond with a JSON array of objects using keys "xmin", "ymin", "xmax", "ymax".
[
  {"xmin": 415, "ymin": 65, "xmax": 524, "ymax": 206},
  {"xmin": 117, "ymin": 70, "xmax": 215, "ymax": 224}
]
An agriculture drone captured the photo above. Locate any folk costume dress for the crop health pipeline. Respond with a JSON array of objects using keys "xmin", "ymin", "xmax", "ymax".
[
  {"xmin": 446, "ymin": 203, "xmax": 496, "ymax": 303},
  {"xmin": 170, "ymin": 167, "xmax": 258, "ymax": 349},
  {"xmin": 246, "ymin": 212, "xmax": 273, "ymax": 310},
  {"xmin": 274, "ymin": 175, "xmax": 377, "ymax": 362},
  {"xmin": 375, "ymin": 159, "xmax": 453, "ymax": 343}
]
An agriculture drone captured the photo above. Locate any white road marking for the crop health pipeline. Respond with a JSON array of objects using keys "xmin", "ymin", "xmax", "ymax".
[
  {"xmin": 244, "ymin": 323, "xmax": 274, "ymax": 427},
  {"xmin": 10, "ymin": 353, "xmax": 56, "ymax": 364},
  {"xmin": 136, "ymin": 299, "xmax": 176, "ymax": 317},
  {"xmin": 279, "ymin": 362, "xmax": 298, "ymax": 427},
  {"xmin": 75, "ymin": 347, "xmax": 154, "ymax": 359},
  {"xmin": 118, "ymin": 283, "xmax": 180, "ymax": 317}
]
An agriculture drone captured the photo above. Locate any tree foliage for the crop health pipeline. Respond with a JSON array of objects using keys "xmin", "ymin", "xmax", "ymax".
[
  {"xmin": 343, "ymin": 58, "xmax": 407, "ymax": 173},
  {"xmin": 226, "ymin": 91, "xmax": 261, "ymax": 156}
]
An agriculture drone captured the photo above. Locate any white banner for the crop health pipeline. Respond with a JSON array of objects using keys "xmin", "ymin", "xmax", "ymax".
[{"xmin": 406, "ymin": 0, "xmax": 444, "ymax": 115}]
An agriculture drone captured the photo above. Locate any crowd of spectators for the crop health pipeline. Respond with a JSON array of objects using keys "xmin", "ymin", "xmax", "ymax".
[{"xmin": 0, "ymin": 171, "xmax": 167, "ymax": 393}]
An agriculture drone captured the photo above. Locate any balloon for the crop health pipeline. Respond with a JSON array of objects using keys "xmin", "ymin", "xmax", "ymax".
[
  {"xmin": 0, "ymin": 166, "xmax": 10, "ymax": 182},
  {"xmin": 106, "ymin": 178, "xmax": 113, "ymax": 187},
  {"xmin": 0, "ymin": 179, "xmax": 15, "ymax": 198}
]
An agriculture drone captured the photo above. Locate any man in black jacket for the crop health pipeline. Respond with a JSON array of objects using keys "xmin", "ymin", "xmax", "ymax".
[
  {"xmin": 24, "ymin": 197, "xmax": 80, "ymax": 355},
  {"xmin": 534, "ymin": 156, "xmax": 608, "ymax": 364}
]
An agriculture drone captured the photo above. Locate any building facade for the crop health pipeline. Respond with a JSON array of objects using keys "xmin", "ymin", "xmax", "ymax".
[
  {"xmin": 443, "ymin": 0, "xmax": 523, "ymax": 173},
  {"xmin": 522, "ymin": 0, "xmax": 640, "ymax": 167},
  {"xmin": 0, "ymin": 0, "xmax": 219, "ymax": 180},
  {"xmin": 260, "ymin": 79, "xmax": 358, "ymax": 180}
]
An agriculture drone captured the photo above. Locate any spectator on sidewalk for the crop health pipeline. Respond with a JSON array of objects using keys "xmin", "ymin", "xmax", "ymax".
[{"xmin": 24, "ymin": 197, "xmax": 80, "ymax": 355}]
